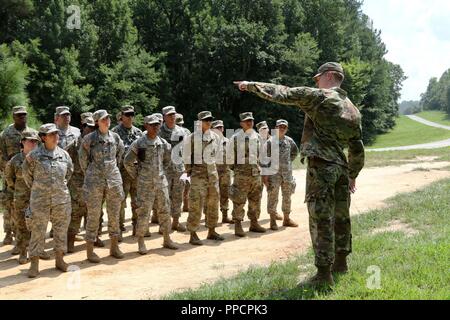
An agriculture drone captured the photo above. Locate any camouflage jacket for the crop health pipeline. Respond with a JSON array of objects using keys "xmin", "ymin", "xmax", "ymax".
[
  {"xmin": 0, "ymin": 125, "xmax": 38, "ymax": 171},
  {"xmin": 215, "ymin": 134, "xmax": 231, "ymax": 175},
  {"xmin": 111, "ymin": 124, "xmax": 143, "ymax": 157},
  {"xmin": 158, "ymin": 123, "xmax": 189, "ymax": 174},
  {"xmin": 228, "ymin": 128, "xmax": 261, "ymax": 177},
  {"xmin": 4, "ymin": 152, "xmax": 30, "ymax": 205},
  {"xmin": 123, "ymin": 135, "xmax": 171, "ymax": 187},
  {"xmin": 183, "ymin": 130, "xmax": 219, "ymax": 181},
  {"xmin": 22, "ymin": 145, "xmax": 73, "ymax": 206},
  {"xmin": 58, "ymin": 125, "xmax": 81, "ymax": 150},
  {"xmin": 263, "ymin": 135, "xmax": 299, "ymax": 178},
  {"xmin": 79, "ymin": 130, "xmax": 124, "ymax": 188},
  {"xmin": 247, "ymin": 83, "xmax": 365, "ymax": 179},
  {"xmin": 66, "ymin": 135, "xmax": 84, "ymax": 185}
]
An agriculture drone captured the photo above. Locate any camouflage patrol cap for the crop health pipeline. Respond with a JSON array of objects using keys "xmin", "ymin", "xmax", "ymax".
[
  {"xmin": 21, "ymin": 131, "xmax": 40, "ymax": 142},
  {"xmin": 175, "ymin": 113, "xmax": 184, "ymax": 125},
  {"xmin": 12, "ymin": 106, "xmax": 28, "ymax": 114},
  {"xmin": 162, "ymin": 106, "xmax": 177, "ymax": 116},
  {"xmin": 212, "ymin": 120, "xmax": 224, "ymax": 129},
  {"xmin": 239, "ymin": 112, "xmax": 254, "ymax": 121},
  {"xmin": 276, "ymin": 119, "xmax": 288, "ymax": 127},
  {"xmin": 80, "ymin": 112, "xmax": 93, "ymax": 123},
  {"xmin": 121, "ymin": 105, "xmax": 135, "ymax": 114},
  {"xmin": 144, "ymin": 114, "xmax": 161, "ymax": 125},
  {"xmin": 198, "ymin": 111, "xmax": 214, "ymax": 121},
  {"xmin": 55, "ymin": 106, "xmax": 71, "ymax": 116},
  {"xmin": 83, "ymin": 116, "xmax": 95, "ymax": 127},
  {"xmin": 313, "ymin": 62, "xmax": 345, "ymax": 79},
  {"xmin": 39, "ymin": 123, "xmax": 59, "ymax": 135},
  {"xmin": 93, "ymin": 109, "xmax": 111, "ymax": 121},
  {"xmin": 256, "ymin": 121, "xmax": 269, "ymax": 131},
  {"xmin": 154, "ymin": 113, "xmax": 163, "ymax": 123}
]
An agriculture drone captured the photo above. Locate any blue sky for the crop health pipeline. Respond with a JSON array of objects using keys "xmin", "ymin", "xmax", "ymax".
[{"xmin": 361, "ymin": 0, "xmax": 450, "ymax": 101}]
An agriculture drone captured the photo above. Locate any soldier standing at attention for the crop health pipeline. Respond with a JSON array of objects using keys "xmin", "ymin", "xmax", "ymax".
[
  {"xmin": 0, "ymin": 106, "xmax": 38, "ymax": 247},
  {"xmin": 79, "ymin": 110, "xmax": 125, "ymax": 263},
  {"xmin": 4, "ymin": 132, "xmax": 40, "ymax": 264},
  {"xmin": 228, "ymin": 112, "xmax": 267, "ymax": 237},
  {"xmin": 264, "ymin": 119, "xmax": 299, "ymax": 231},
  {"xmin": 176, "ymin": 113, "xmax": 191, "ymax": 214},
  {"xmin": 211, "ymin": 120, "xmax": 233, "ymax": 224},
  {"xmin": 184, "ymin": 111, "xmax": 223, "ymax": 245},
  {"xmin": 55, "ymin": 106, "xmax": 81, "ymax": 150},
  {"xmin": 158, "ymin": 106, "xmax": 189, "ymax": 232},
  {"xmin": 23, "ymin": 124, "xmax": 74, "ymax": 278},
  {"xmin": 123, "ymin": 114, "xmax": 179, "ymax": 254},
  {"xmin": 111, "ymin": 105, "xmax": 143, "ymax": 237},
  {"xmin": 234, "ymin": 62, "xmax": 365, "ymax": 287}
]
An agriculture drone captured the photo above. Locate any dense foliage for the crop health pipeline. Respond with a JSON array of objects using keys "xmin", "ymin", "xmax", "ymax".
[{"xmin": 420, "ymin": 69, "xmax": 450, "ymax": 115}]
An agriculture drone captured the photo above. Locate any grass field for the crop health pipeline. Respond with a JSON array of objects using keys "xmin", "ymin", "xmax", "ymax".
[
  {"xmin": 369, "ymin": 116, "xmax": 450, "ymax": 149},
  {"xmin": 166, "ymin": 179, "xmax": 450, "ymax": 300},
  {"xmin": 416, "ymin": 111, "xmax": 450, "ymax": 127}
]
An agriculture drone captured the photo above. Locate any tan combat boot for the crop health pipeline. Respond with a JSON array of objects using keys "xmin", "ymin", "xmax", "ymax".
[
  {"xmin": 2, "ymin": 232, "xmax": 13, "ymax": 245},
  {"xmin": 163, "ymin": 230, "xmax": 179, "ymax": 250},
  {"xmin": 86, "ymin": 241, "xmax": 100, "ymax": 263},
  {"xmin": 221, "ymin": 211, "xmax": 234, "ymax": 224},
  {"xmin": 94, "ymin": 236, "xmax": 105, "ymax": 247},
  {"xmin": 137, "ymin": 236, "xmax": 147, "ymax": 255},
  {"xmin": 270, "ymin": 216, "xmax": 279, "ymax": 231},
  {"xmin": 11, "ymin": 244, "xmax": 20, "ymax": 255},
  {"xmin": 55, "ymin": 250, "xmax": 68, "ymax": 272},
  {"xmin": 332, "ymin": 253, "xmax": 349, "ymax": 274},
  {"xmin": 110, "ymin": 235, "xmax": 124, "ymax": 259},
  {"xmin": 39, "ymin": 250, "xmax": 51, "ymax": 260},
  {"xmin": 172, "ymin": 217, "xmax": 186, "ymax": 232},
  {"xmin": 18, "ymin": 247, "xmax": 28, "ymax": 265},
  {"xmin": 67, "ymin": 233, "xmax": 76, "ymax": 253},
  {"xmin": 283, "ymin": 213, "xmax": 298, "ymax": 227},
  {"xmin": 275, "ymin": 213, "xmax": 283, "ymax": 221},
  {"xmin": 234, "ymin": 220, "xmax": 245, "ymax": 237},
  {"xmin": 207, "ymin": 228, "xmax": 225, "ymax": 241},
  {"xmin": 249, "ymin": 220, "xmax": 267, "ymax": 233},
  {"xmin": 28, "ymin": 256, "xmax": 39, "ymax": 278},
  {"xmin": 189, "ymin": 232, "xmax": 203, "ymax": 246}
]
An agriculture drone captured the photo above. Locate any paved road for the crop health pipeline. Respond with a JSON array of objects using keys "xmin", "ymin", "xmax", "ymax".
[{"xmin": 367, "ymin": 115, "xmax": 450, "ymax": 152}]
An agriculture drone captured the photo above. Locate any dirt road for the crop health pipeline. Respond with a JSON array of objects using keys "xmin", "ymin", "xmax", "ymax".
[{"xmin": 1, "ymin": 161, "xmax": 449, "ymax": 300}]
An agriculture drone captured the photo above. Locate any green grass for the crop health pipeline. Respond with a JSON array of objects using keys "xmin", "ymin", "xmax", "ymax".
[
  {"xmin": 165, "ymin": 179, "xmax": 450, "ymax": 300},
  {"xmin": 369, "ymin": 116, "xmax": 450, "ymax": 149},
  {"xmin": 416, "ymin": 111, "xmax": 450, "ymax": 127}
]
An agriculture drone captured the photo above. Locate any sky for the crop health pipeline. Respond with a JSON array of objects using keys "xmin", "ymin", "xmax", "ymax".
[{"xmin": 361, "ymin": 0, "xmax": 450, "ymax": 101}]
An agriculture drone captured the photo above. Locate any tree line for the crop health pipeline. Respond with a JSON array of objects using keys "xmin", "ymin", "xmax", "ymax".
[
  {"xmin": 421, "ymin": 68, "xmax": 450, "ymax": 115},
  {"xmin": 0, "ymin": 0, "xmax": 405, "ymax": 145}
]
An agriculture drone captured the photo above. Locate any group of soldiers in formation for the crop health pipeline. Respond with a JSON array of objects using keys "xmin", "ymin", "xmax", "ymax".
[{"xmin": 1, "ymin": 62, "xmax": 366, "ymax": 288}]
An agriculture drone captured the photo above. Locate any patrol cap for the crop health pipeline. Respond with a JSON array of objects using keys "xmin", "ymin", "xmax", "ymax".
[
  {"xmin": 313, "ymin": 62, "xmax": 345, "ymax": 80},
  {"xmin": 144, "ymin": 114, "xmax": 161, "ymax": 125},
  {"xmin": 83, "ymin": 116, "xmax": 95, "ymax": 127},
  {"xmin": 154, "ymin": 113, "xmax": 163, "ymax": 123},
  {"xmin": 121, "ymin": 105, "xmax": 134, "ymax": 114},
  {"xmin": 80, "ymin": 112, "xmax": 93, "ymax": 123},
  {"xmin": 175, "ymin": 113, "xmax": 184, "ymax": 125},
  {"xmin": 239, "ymin": 112, "xmax": 254, "ymax": 122},
  {"xmin": 198, "ymin": 111, "xmax": 214, "ymax": 121},
  {"xmin": 21, "ymin": 131, "xmax": 40, "ymax": 142},
  {"xmin": 256, "ymin": 121, "xmax": 269, "ymax": 131},
  {"xmin": 93, "ymin": 110, "xmax": 111, "ymax": 121},
  {"xmin": 212, "ymin": 120, "xmax": 224, "ymax": 129},
  {"xmin": 162, "ymin": 106, "xmax": 177, "ymax": 116},
  {"xmin": 276, "ymin": 119, "xmax": 289, "ymax": 127},
  {"xmin": 55, "ymin": 106, "xmax": 71, "ymax": 116},
  {"xmin": 12, "ymin": 106, "xmax": 28, "ymax": 115},
  {"xmin": 39, "ymin": 123, "xmax": 59, "ymax": 135}
]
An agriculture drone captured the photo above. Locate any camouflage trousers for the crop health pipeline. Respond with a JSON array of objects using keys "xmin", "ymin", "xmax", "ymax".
[
  {"xmin": 120, "ymin": 168, "xmax": 138, "ymax": 227},
  {"xmin": 84, "ymin": 184, "xmax": 124, "ymax": 242},
  {"xmin": 12, "ymin": 201, "xmax": 30, "ymax": 249},
  {"xmin": 68, "ymin": 177, "xmax": 87, "ymax": 235},
  {"xmin": 187, "ymin": 176, "xmax": 219, "ymax": 232},
  {"xmin": 166, "ymin": 171, "xmax": 184, "ymax": 218},
  {"xmin": 135, "ymin": 183, "xmax": 171, "ymax": 237},
  {"xmin": 230, "ymin": 174, "xmax": 263, "ymax": 222},
  {"xmin": 306, "ymin": 157, "xmax": 352, "ymax": 267},
  {"xmin": 183, "ymin": 181, "xmax": 190, "ymax": 211},
  {"xmin": 218, "ymin": 169, "xmax": 231, "ymax": 213},
  {"xmin": 28, "ymin": 202, "xmax": 71, "ymax": 258},
  {"xmin": 267, "ymin": 173, "xmax": 296, "ymax": 217},
  {"xmin": 1, "ymin": 179, "xmax": 13, "ymax": 235}
]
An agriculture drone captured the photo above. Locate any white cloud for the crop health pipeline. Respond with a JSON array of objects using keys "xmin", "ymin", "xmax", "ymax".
[{"xmin": 362, "ymin": 0, "xmax": 450, "ymax": 101}]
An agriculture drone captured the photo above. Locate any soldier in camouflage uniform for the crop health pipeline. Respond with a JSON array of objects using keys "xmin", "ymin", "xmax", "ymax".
[
  {"xmin": 235, "ymin": 62, "xmax": 365, "ymax": 287},
  {"xmin": 0, "ymin": 106, "xmax": 38, "ymax": 247},
  {"xmin": 66, "ymin": 113, "xmax": 97, "ymax": 253},
  {"xmin": 23, "ymin": 124, "xmax": 74, "ymax": 278},
  {"xmin": 150, "ymin": 113, "xmax": 164, "ymax": 225},
  {"xmin": 263, "ymin": 119, "xmax": 299, "ymax": 230},
  {"xmin": 124, "ymin": 114, "xmax": 179, "ymax": 254},
  {"xmin": 211, "ymin": 120, "xmax": 233, "ymax": 224},
  {"xmin": 176, "ymin": 113, "xmax": 191, "ymax": 214},
  {"xmin": 228, "ymin": 112, "xmax": 267, "ymax": 237},
  {"xmin": 4, "ymin": 132, "xmax": 40, "ymax": 264},
  {"xmin": 158, "ymin": 106, "xmax": 190, "ymax": 232},
  {"xmin": 79, "ymin": 110, "xmax": 125, "ymax": 263},
  {"xmin": 111, "ymin": 105, "xmax": 143, "ymax": 236},
  {"xmin": 55, "ymin": 106, "xmax": 81, "ymax": 150},
  {"xmin": 184, "ymin": 111, "xmax": 223, "ymax": 245}
]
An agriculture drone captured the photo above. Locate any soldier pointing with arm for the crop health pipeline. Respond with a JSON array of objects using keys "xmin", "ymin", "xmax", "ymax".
[{"xmin": 234, "ymin": 62, "xmax": 365, "ymax": 288}]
